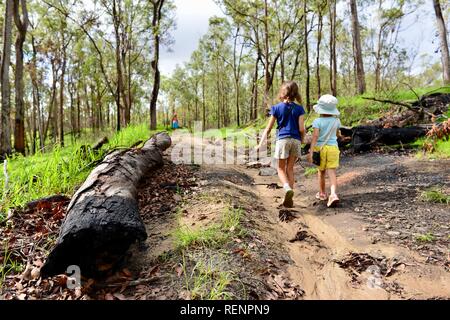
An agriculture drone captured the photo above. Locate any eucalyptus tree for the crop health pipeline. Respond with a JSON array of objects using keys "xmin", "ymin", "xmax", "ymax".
[
  {"xmin": 432, "ymin": 0, "xmax": 450, "ymax": 84},
  {"xmin": 349, "ymin": 0, "xmax": 366, "ymax": 94},
  {"xmin": 0, "ymin": 0, "xmax": 14, "ymax": 157},
  {"xmin": 13, "ymin": 0, "xmax": 29, "ymax": 154},
  {"xmin": 149, "ymin": 0, "xmax": 175, "ymax": 130}
]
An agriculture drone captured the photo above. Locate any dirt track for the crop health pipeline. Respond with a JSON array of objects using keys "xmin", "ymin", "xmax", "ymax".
[{"xmin": 125, "ymin": 135, "xmax": 450, "ymax": 300}]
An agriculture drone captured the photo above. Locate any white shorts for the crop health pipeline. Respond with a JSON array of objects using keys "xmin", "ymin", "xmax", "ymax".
[{"xmin": 274, "ymin": 138, "xmax": 301, "ymax": 160}]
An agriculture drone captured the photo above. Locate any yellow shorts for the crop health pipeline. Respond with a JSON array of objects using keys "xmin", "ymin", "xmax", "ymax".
[{"xmin": 314, "ymin": 145, "xmax": 340, "ymax": 171}]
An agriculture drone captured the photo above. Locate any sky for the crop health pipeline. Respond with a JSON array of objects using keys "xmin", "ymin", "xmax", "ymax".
[
  {"xmin": 159, "ymin": 0, "xmax": 443, "ymax": 77},
  {"xmin": 159, "ymin": 0, "xmax": 224, "ymax": 75}
]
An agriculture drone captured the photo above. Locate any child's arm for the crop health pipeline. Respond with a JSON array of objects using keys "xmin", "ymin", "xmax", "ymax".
[
  {"xmin": 256, "ymin": 116, "xmax": 276, "ymax": 150},
  {"xmin": 298, "ymin": 115, "xmax": 305, "ymax": 143},
  {"xmin": 307, "ymin": 128, "xmax": 320, "ymax": 163}
]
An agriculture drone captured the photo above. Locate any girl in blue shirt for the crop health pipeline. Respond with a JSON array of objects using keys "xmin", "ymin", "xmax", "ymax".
[{"xmin": 256, "ymin": 81, "xmax": 306, "ymax": 208}]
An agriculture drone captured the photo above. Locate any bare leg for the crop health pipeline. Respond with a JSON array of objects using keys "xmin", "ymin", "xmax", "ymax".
[
  {"xmin": 327, "ymin": 169, "xmax": 338, "ymax": 196},
  {"xmin": 277, "ymin": 159, "xmax": 289, "ymax": 186},
  {"xmin": 318, "ymin": 170, "xmax": 326, "ymax": 195},
  {"xmin": 287, "ymin": 155, "xmax": 297, "ymax": 189}
]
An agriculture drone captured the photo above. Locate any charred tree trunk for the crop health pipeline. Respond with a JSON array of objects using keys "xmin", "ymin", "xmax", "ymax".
[
  {"xmin": 41, "ymin": 132, "xmax": 172, "ymax": 278},
  {"xmin": 340, "ymin": 126, "xmax": 428, "ymax": 153}
]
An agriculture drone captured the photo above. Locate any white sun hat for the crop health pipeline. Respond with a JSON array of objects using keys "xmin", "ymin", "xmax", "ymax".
[{"xmin": 313, "ymin": 94, "xmax": 340, "ymax": 116}]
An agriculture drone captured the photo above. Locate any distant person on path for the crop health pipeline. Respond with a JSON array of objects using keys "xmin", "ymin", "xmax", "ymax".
[
  {"xmin": 307, "ymin": 94, "xmax": 342, "ymax": 208},
  {"xmin": 172, "ymin": 113, "xmax": 179, "ymax": 129},
  {"xmin": 256, "ymin": 81, "xmax": 306, "ymax": 208}
]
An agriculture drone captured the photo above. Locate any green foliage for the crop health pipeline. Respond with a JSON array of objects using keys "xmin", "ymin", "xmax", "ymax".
[
  {"xmin": 304, "ymin": 167, "xmax": 318, "ymax": 177},
  {"xmin": 181, "ymin": 251, "xmax": 234, "ymax": 300},
  {"xmin": 0, "ymin": 243, "xmax": 23, "ymax": 287},
  {"xmin": 174, "ymin": 206, "xmax": 244, "ymax": 250},
  {"xmin": 0, "ymin": 125, "xmax": 157, "ymax": 220},
  {"xmin": 415, "ymin": 233, "xmax": 436, "ymax": 243},
  {"xmin": 420, "ymin": 188, "xmax": 450, "ymax": 205},
  {"xmin": 336, "ymin": 86, "xmax": 449, "ymax": 127}
]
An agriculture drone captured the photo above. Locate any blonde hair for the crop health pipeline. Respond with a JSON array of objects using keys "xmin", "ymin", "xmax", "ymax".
[{"xmin": 278, "ymin": 81, "xmax": 302, "ymax": 104}]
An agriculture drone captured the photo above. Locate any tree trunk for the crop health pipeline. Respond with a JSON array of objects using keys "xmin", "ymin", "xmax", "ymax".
[
  {"xmin": 433, "ymin": 0, "xmax": 450, "ymax": 85},
  {"xmin": 329, "ymin": 0, "xmax": 337, "ymax": 96},
  {"xmin": 113, "ymin": 0, "xmax": 123, "ymax": 131},
  {"xmin": 262, "ymin": 0, "xmax": 271, "ymax": 115},
  {"xmin": 149, "ymin": 0, "xmax": 165, "ymax": 131},
  {"xmin": 76, "ymin": 84, "xmax": 81, "ymax": 137},
  {"xmin": 251, "ymin": 56, "xmax": 259, "ymax": 120},
  {"xmin": 31, "ymin": 36, "xmax": 44, "ymax": 151},
  {"xmin": 0, "ymin": 0, "xmax": 14, "ymax": 158},
  {"xmin": 316, "ymin": 10, "xmax": 323, "ymax": 99},
  {"xmin": 59, "ymin": 36, "xmax": 67, "ymax": 147},
  {"xmin": 304, "ymin": 2, "xmax": 311, "ymax": 112},
  {"xmin": 349, "ymin": 0, "xmax": 366, "ymax": 94},
  {"xmin": 41, "ymin": 132, "xmax": 172, "ymax": 278},
  {"xmin": 13, "ymin": 0, "xmax": 28, "ymax": 155},
  {"xmin": 202, "ymin": 70, "xmax": 206, "ymax": 130}
]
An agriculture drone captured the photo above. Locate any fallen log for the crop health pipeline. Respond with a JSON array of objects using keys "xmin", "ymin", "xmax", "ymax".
[
  {"xmin": 346, "ymin": 126, "xmax": 427, "ymax": 152},
  {"xmin": 41, "ymin": 132, "xmax": 172, "ymax": 278},
  {"xmin": 92, "ymin": 136, "xmax": 109, "ymax": 151}
]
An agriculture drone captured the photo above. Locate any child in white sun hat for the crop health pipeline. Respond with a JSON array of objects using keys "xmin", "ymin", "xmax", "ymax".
[{"xmin": 307, "ymin": 94, "xmax": 342, "ymax": 208}]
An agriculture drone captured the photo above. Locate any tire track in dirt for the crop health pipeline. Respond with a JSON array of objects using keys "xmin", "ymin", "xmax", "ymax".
[
  {"xmin": 163, "ymin": 132, "xmax": 450, "ymax": 300},
  {"xmin": 243, "ymin": 155, "xmax": 450, "ymax": 300}
]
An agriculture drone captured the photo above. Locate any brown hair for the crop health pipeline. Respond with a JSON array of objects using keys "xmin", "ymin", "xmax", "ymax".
[{"xmin": 278, "ymin": 81, "xmax": 302, "ymax": 104}]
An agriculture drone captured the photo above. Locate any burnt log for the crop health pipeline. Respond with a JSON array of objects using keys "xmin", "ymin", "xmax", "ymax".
[
  {"xmin": 349, "ymin": 126, "xmax": 427, "ymax": 152},
  {"xmin": 41, "ymin": 132, "xmax": 172, "ymax": 278}
]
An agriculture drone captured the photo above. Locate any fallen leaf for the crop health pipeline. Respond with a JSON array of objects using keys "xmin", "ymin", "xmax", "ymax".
[
  {"xmin": 122, "ymin": 268, "xmax": 132, "ymax": 278},
  {"xmin": 33, "ymin": 259, "xmax": 43, "ymax": 268},
  {"xmin": 113, "ymin": 293, "xmax": 127, "ymax": 300},
  {"xmin": 175, "ymin": 265, "xmax": 183, "ymax": 277},
  {"xmin": 105, "ymin": 293, "xmax": 115, "ymax": 300},
  {"xmin": 17, "ymin": 293, "xmax": 27, "ymax": 300},
  {"xmin": 31, "ymin": 267, "xmax": 41, "ymax": 280},
  {"xmin": 148, "ymin": 265, "xmax": 159, "ymax": 277},
  {"xmin": 75, "ymin": 288, "xmax": 83, "ymax": 299}
]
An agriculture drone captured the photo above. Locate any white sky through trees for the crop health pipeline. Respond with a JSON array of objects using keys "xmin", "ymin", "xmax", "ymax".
[{"xmin": 159, "ymin": 0, "xmax": 446, "ymax": 77}]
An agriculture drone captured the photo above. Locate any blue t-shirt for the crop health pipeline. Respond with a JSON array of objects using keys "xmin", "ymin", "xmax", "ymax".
[
  {"xmin": 270, "ymin": 102, "xmax": 305, "ymax": 140},
  {"xmin": 312, "ymin": 117, "xmax": 341, "ymax": 147}
]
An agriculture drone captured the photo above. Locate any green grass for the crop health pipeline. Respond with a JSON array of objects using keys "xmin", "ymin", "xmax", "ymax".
[
  {"xmin": 181, "ymin": 251, "xmax": 234, "ymax": 300},
  {"xmin": 420, "ymin": 188, "xmax": 450, "ymax": 205},
  {"xmin": 414, "ymin": 138, "xmax": 450, "ymax": 159},
  {"xmin": 415, "ymin": 233, "xmax": 436, "ymax": 243},
  {"xmin": 173, "ymin": 206, "xmax": 244, "ymax": 250},
  {"xmin": 304, "ymin": 167, "xmax": 318, "ymax": 177},
  {"xmin": 0, "ymin": 243, "xmax": 24, "ymax": 287},
  {"xmin": 0, "ymin": 123, "xmax": 159, "ymax": 221}
]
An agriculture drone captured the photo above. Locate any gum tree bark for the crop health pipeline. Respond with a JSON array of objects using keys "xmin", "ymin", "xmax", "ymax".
[
  {"xmin": 433, "ymin": 0, "xmax": 450, "ymax": 84},
  {"xmin": 41, "ymin": 132, "xmax": 172, "ymax": 278},
  {"xmin": 13, "ymin": 0, "xmax": 28, "ymax": 155},
  {"xmin": 149, "ymin": 0, "xmax": 165, "ymax": 130},
  {"xmin": 349, "ymin": 0, "xmax": 366, "ymax": 94},
  {"xmin": 0, "ymin": 0, "xmax": 14, "ymax": 158}
]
